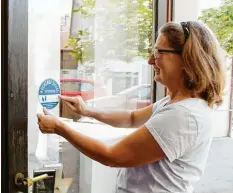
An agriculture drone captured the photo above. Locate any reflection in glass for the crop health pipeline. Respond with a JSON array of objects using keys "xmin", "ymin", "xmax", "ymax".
[{"xmin": 29, "ymin": 0, "xmax": 153, "ymax": 192}]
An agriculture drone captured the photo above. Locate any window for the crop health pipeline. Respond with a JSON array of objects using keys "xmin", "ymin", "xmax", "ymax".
[
  {"xmin": 28, "ymin": 0, "xmax": 153, "ymax": 192},
  {"xmin": 137, "ymin": 86, "xmax": 151, "ymax": 100},
  {"xmin": 60, "ymin": 82, "xmax": 81, "ymax": 92},
  {"xmin": 80, "ymin": 82, "xmax": 94, "ymax": 92}
]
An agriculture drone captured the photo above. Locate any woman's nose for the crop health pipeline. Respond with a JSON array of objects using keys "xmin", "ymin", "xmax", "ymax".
[{"xmin": 148, "ymin": 54, "xmax": 155, "ymax": 65}]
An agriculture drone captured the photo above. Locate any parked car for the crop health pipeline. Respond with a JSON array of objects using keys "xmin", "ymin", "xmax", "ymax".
[
  {"xmin": 117, "ymin": 84, "xmax": 151, "ymax": 109},
  {"xmin": 85, "ymin": 84, "xmax": 152, "ymax": 110},
  {"xmin": 60, "ymin": 78, "xmax": 106, "ymax": 101}
]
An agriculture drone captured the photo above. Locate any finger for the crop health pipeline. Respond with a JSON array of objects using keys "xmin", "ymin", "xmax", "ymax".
[
  {"xmin": 37, "ymin": 113, "xmax": 42, "ymax": 118},
  {"xmin": 63, "ymin": 100, "xmax": 76, "ymax": 111},
  {"xmin": 38, "ymin": 124, "xmax": 45, "ymax": 133},
  {"xmin": 43, "ymin": 108, "xmax": 54, "ymax": 116},
  {"xmin": 37, "ymin": 113, "xmax": 43, "ymax": 121},
  {"xmin": 77, "ymin": 95, "xmax": 83, "ymax": 100},
  {"xmin": 63, "ymin": 100, "xmax": 77, "ymax": 112},
  {"xmin": 59, "ymin": 95, "xmax": 76, "ymax": 103},
  {"xmin": 43, "ymin": 108, "xmax": 49, "ymax": 115}
]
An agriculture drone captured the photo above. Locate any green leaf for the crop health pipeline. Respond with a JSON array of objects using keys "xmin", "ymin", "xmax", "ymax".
[{"xmin": 199, "ymin": 0, "xmax": 233, "ymax": 55}]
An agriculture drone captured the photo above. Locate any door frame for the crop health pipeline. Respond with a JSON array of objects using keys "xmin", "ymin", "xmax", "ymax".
[
  {"xmin": 1, "ymin": 0, "xmax": 28, "ymax": 192},
  {"xmin": 229, "ymin": 54, "xmax": 233, "ymax": 137},
  {"xmin": 1, "ymin": 0, "xmax": 172, "ymax": 192},
  {"xmin": 1, "ymin": 0, "xmax": 9, "ymax": 191},
  {"xmin": 152, "ymin": 0, "xmax": 174, "ymax": 102}
]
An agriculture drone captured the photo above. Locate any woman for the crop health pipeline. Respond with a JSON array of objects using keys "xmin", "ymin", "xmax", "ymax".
[{"xmin": 37, "ymin": 21, "xmax": 225, "ymax": 193}]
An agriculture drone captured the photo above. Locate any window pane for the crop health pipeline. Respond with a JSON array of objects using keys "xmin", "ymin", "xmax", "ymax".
[
  {"xmin": 61, "ymin": 82, "xmax": 81, "ymax": 92},
  {"xmin": 81, "ymin": 82, "xmax": 94, "ymax": 92},
  {"xmin": 28, "ymin": 0, "xmax": 153, "ymax": 192}
]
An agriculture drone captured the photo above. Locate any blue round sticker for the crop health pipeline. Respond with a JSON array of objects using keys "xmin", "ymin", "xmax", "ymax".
[{"xmin": 38, "ymin": 78, "xmax": 60, "ymax": 109}]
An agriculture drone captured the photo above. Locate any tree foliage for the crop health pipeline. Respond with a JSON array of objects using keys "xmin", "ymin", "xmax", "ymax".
[
  {"xmin": 66, "ymin": 0, "xmax": 152, "ymax": 63},
  {"xmin": 199, "ymin": 0, "xmax": 233, "ymax": 55}
]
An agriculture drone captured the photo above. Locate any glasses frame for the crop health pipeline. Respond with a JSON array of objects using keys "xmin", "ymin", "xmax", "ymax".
[{"xmin": 153, "ymin": 48, "xmax": 182, "ymax": 56}]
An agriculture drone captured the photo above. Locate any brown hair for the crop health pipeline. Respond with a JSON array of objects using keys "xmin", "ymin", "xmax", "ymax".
[{"xmin": 159, "ymin": 21, "xmax": 225, "ymax": 107}]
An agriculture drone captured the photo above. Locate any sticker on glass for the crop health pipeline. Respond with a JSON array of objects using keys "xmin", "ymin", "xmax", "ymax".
[{"xmin": 38, "ymin": 79, "xmax": 60, "ymax": 109}]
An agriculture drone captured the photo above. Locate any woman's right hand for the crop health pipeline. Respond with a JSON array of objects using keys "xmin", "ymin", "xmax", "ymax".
[{"xmin": 59, "ymin": 95, "xmax": 90, "ymax": 117}]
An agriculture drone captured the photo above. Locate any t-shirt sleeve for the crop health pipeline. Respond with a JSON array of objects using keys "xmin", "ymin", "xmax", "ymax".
[{"xmin": 144, "ymin": 105, "xmax": 198, "ymax": 162}]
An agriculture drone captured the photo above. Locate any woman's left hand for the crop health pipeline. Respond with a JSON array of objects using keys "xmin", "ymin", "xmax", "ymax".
[{"xmin": 37, "ymin": 108, "xmax": 61, "ymax": 134}]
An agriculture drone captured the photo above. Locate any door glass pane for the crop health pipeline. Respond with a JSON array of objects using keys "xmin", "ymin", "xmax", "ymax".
[{"xmin": 28, "ymin": 0, "xmax": 153, "ymax": 192}]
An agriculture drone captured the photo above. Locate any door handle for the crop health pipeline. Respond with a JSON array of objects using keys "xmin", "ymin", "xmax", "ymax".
[{"xmin": 15, "ymin": 173, "xmax": 49, "ymax": 187}]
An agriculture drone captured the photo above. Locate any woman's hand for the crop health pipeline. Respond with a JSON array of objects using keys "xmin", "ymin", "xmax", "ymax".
[
  {"xmin": 59, "ymin": 95, "xmax": 90, "ymax": 116},
  {"xmin": 37, "ymin": 108, "xmax": 62, "ymax": 135}
]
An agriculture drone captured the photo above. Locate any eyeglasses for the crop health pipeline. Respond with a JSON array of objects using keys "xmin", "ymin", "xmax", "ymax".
[
  {"xmin": 153, "ymin": 48, "xmax": 182, "ymax": 56},
  {"xmin": 148, "ymin": 48, "xmax": 181, "ymax": 65}
]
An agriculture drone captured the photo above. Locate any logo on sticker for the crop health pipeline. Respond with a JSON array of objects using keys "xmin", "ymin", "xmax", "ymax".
[{"xmin": 38, "ymin": 79, "xmax": 60, "ymax": 109}]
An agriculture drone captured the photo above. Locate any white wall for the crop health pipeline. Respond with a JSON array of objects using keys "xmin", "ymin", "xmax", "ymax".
[
  {"xmin": 174, "ymin": 0, "xmax": 200, "ymax": 22},
  {"xmin": 90, "ymin": 137, "xmax": 122, "ymax": 193},
  {"xmin": 212, "ymin": 64, "xmax": 232, "ymax": 137},
  {"xmin": 28, "ymin": 0, "xmax": 61, "ymax": 159},
  {"xmin": 78, "ymin": 135, "xmax": 126, "ymax": 193}
]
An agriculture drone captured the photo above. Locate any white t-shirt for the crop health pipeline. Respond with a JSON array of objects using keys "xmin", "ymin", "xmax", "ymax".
[{"xmin": 116, "ymin": 96, "xmax": 214, "ymax": 193}]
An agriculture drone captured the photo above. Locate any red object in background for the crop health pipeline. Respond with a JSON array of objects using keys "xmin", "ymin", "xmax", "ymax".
[{"xmin": 60, "ymin": 78, "xmax": 105, "ymax": 101}]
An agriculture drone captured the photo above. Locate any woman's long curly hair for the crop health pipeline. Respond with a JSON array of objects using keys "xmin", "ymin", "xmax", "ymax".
[{"xmin": 160, "ymin": 21, "xmax": 225, "ymax": 107}]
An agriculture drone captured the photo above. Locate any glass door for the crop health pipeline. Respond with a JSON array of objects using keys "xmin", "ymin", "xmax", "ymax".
[{"xmin": 28, "ymin": 0, "xmax": 153, "ymax": 192}]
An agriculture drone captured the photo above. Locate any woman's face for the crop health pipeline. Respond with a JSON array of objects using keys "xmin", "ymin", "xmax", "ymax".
[{"xmin": 148, "ymin": 34, "xmax": 184, "ymax": 89}]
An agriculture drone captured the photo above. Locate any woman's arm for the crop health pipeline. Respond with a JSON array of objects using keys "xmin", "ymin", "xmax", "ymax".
[
  {"xmin": 60, "ymin": 95, "xmax": 154, "ymax": 128},
  {"xmin": 87, "ymin": 104, "xmax": 154, "ymax": 128},
  {"xmin": 37, "ymin": 109, "xmax": 165, "ymax": 167}
]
